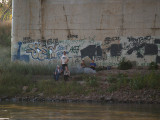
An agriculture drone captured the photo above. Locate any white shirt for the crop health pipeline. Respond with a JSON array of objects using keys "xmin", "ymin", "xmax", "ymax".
[{"xmin": 61, "ymin": 55, "xmax": 69, "ymax": 64}]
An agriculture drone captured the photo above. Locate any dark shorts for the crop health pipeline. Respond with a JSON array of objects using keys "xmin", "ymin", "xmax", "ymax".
[{"xmin": 62, "ymin": 64, "xmax": 68, "ymax": 71}]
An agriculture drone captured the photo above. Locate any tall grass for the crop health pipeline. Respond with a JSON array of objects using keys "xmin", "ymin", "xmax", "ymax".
[
  {"xmin": 107, "ymin": 72, "xmax": 160, "ymax": 92},
  {"xmin": 3, "ymin": 63, "xmax": 55, "ymax": 75},
  {"xmin": 0, "ymin": 71, "xmax": 32, "ymax": 96},
  {"xmin": 83, "ymin": 75, "xmax": 99, "ymax": 87},
  {"xmin": 37, "ymin": 80, "xmax": 86, "ymax": 96},
  {"xmin": 129, "ymin": 71, "xmax": 160, "ymax": 90}
]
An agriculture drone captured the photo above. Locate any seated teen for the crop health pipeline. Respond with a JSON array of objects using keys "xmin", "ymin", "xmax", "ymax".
[
  {"xmin": 54, "ymin": 65, "xmax": 61, "ymax": 81},
  {"xmin": 90, "ymin": 60, "xmax": 96, "ymax": 70},
  {"xmin": 81, "ymin": 59, "xmax": 86, "ymax": 68}
]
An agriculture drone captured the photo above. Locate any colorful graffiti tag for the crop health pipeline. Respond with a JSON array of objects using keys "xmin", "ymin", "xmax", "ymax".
[{"xmin": 13, "ymin": 36, "xmax": 160, "ymax": 66}]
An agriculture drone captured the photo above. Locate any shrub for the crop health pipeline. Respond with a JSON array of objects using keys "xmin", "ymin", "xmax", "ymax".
[
  {"xmin": 148, "ymin": 62, "xmax": 158, "ymax": 70},
  {"xmin": 85, "ymin": 75, "xmax": 99, "ymax": 87},
  {"xmin": 118, "ymin": 57, "xmax": 132, "ymax": 70}
]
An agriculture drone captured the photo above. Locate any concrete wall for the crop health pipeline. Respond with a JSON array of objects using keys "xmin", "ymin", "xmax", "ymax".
[{"xmin": 12, "ymin": 0, "xmax": 160, "ymax": 67}]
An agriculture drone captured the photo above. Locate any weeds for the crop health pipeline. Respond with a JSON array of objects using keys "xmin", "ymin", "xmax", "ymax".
[
  {"xmin": 148, "ymin": 62, "xmax": 158, "ymax": 70},
  {"xmin": 37, "ymin": 80, "xmax": 85, "ymax": 96},
  {"xmin": 107, "ymin": 74, "xmax": 130, "ymax": 92},
  {"xmin": 0, "ymin": 72, "xmax": 32, "ymax": 96},
  {"xmin": 107, "ymin": 84, "xmax": 118, "ymax": 93},
  {"xmin": 129, "ymin": 71, "xmax": 160, "ymax": 90},
  {"xmin": 84, "ymin": 75, "xmax": 99, "ymax": 87},
  {"xmin": 0, "ymin": 62, "xmax": 55, "ymax": 75},
  {"xmin": 118, "ymin": 57, "xmax": 132, "ymax": 70},
  {"xmin": 108, "ymin": 76, "xmax": 117, "ymax": 83}
]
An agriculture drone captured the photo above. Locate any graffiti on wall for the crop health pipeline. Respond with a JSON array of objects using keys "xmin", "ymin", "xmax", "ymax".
[
  {"xmin": 123, "ymin": 36, "xmax": 157, "ymax": 58},
  {"xmin": 13, "ymin": 42, "xmax": 29, "ymax": 62},
  {"xmin": 67, "ymin": 34, "xmax": 78, "ymax": 39},
  {"xmin": 13, "ymin": 35, "xmax": 160, "ymax": 66}
]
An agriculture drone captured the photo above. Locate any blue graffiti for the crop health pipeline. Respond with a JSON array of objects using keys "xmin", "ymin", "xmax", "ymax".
[{"xmin": 13, "ymin": 42, "xmax": 29, "ymax": 62}]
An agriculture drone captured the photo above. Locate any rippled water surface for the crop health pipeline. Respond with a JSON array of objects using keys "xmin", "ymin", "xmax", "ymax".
[{"xmin": 0, "ymin": 102, "xmax": 160, "ymax": 120}]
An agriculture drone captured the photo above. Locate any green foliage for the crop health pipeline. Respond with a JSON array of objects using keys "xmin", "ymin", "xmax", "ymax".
[
  {"xmin": 37, "ymin": 80, "xmax": 85, "ymax": 96},
  {"xmin": 148, "ymin": 62, "xmax": 158, "ymax": 70},
  {"xmin": 0, "ymin": 0, "xmax": 12, "ymax": 21},
  {"xmin": 107, "ymin": 72, "xmax": 160, "ymax": 92},
  {"xmin": 129, "ymin": 72, "xmax": 160, "ymax": 90},
  {"xmin": 118, "ymin": 58, "xmax": 132, "ymax": 70},
  {"xmin": 84, "ymin": 75, "xmax": 99, "ymax": 87},
  {"xmin": 0, "ymin": 72, "xmax": 32, "ymax": 96},
  {"xmin": 129, "ymin": 75, "xmax": 145, "ymax": 90},
  {"xmin": 107, "ymin": 74, "xmax": 130, "ymax": 92},
  {"xmin": 108, "ymin": 76, "xmax": 117, "ymax": 83},
  {"xmin": 107, "ymin": 84, "xmax": 118, "ymax": 93},
  {"xmin": 117, "ymin": 74, "xmax": 130, "ymax": 88},
  {"xmin": 0, "ymin": 62, "xmax": 55, "ymax": 75}
]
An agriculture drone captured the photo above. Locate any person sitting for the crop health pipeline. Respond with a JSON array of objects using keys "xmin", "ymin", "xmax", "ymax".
[
  {"xmin": 54, "ymin": 65, "xmax": 61, "ymax": 81},
  {"xmin": 64, "ymin": 66, "xmax": 70, "ymax": 81},
  {"xmin": 81, "ymin": 59, "xmax": 86, "ymax": 68},
  {"xmin": 90, "ymin": 60, "xmax": 96, "ymax": 70}
]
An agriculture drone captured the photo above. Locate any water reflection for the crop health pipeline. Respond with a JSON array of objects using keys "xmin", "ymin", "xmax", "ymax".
[{"xmin": 0, "ymin": 102, "xmax": 160, "ymax": 120}]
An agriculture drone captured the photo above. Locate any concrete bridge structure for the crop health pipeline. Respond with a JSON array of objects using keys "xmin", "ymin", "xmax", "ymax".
[{"xmin": 12, "ymin": 0, "xmax": 160, "ymax": 67}]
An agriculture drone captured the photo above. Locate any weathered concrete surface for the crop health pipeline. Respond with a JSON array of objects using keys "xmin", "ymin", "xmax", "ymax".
[{"xmin": 11, "ymin": 0, "xmax": 160, "ymax": 67}]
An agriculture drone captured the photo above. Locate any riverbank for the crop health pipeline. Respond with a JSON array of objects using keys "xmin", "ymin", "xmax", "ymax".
[{"xmin": 0, "ymin": 69, "xmax": 160, "ymax": 104}]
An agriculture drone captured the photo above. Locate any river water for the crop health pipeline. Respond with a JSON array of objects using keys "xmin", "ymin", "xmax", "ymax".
[{"xmin": 0, "ymin": 102, "xmax": 160, "ymax": 120}]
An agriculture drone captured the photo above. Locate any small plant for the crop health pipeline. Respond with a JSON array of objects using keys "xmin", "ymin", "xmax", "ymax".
[
  {"xmin": 129, "ymin": 75, "xmax": 145, "ymax": 90},
  {"xmin": 117, "ymin": 74, "xmax": 130, "ymax": 88},
  {"xmin": 107, "ymin": 76, "xmax": 117, "ymax": 83},
  {"xmin": 107, "ymin": 84, "xmax": 118, "ymax": 93},
  {"xmin": 118, "ymin": 57, "xmax": 132, "ymax": 70},
  {"xmin": 148, "ymin": 62, "xmax": 158, "ymax": 70},
  {"xmin": 85, "ymin": 75, "xmax": 99, "ymax": 87}
]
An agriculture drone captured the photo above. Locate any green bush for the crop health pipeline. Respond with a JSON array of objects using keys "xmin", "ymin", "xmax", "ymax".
[
  {"xmin": 118, "ymin": 58, "xmax": 132, "ymax": 70},
  {"xmin": 148, "ymin": 62, "xmax": 158, "ymax": 70},
  {"xmin": 84, "ymin": 75, "xmax": 99, "ymax": 87}
]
